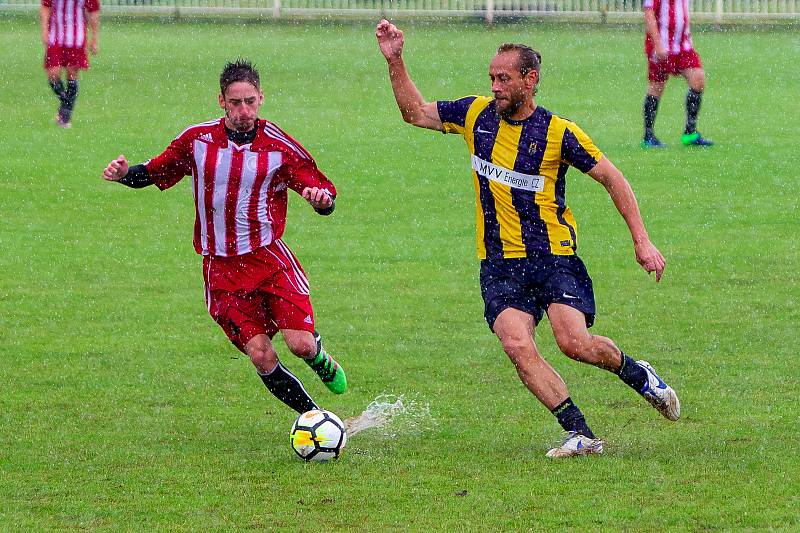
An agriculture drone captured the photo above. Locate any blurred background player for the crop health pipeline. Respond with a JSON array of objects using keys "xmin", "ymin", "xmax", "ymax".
[
  {"xmin": 40, "ymin": 0, "xmax": 100, "ymax": 128},
  {"xmin": 376, "ymin": 20, "xmax": 680, "ymax": 458},
  {"xmin": 642, "ymin": 0, "xmax": 713, "ymax": 148},
  {"xmin": 101, "ymin": 60, "xmax": 347, "ymax": 415}
]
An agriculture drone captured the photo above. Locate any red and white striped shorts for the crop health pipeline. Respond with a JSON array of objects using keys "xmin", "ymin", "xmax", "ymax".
[
  {"xmin": 202, "ymin": 239, "xmax": 315, "ymax": 351},
  {"xmin": 44, "ymin": 44, "xmax": 89, "ymax": 69}
]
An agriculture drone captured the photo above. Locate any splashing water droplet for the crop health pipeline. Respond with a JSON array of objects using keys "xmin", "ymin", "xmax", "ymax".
[{"xmin": 344, "ymin": 393, "xmax": 433, "ymax": 437}]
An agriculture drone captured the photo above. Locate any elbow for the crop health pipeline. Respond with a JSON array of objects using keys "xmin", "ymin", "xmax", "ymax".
[
  {"xmin": 399, "ymin": 109, "xmax": 417, "ymax": 125},
  {"xmin": 399, "ymin": 104, "xmax": 429, "ymax": 127}
]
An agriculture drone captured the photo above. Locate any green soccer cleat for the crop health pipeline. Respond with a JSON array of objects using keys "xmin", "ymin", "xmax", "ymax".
[
  {"xmin": 681, "ymin": 131, "xmax": 714, "ymax": 147},
  {"xmin": 305, "ymin": 331, "xmax": 347, "ymax": 394}
]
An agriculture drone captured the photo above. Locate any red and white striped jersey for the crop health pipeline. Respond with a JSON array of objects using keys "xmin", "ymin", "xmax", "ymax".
[
  {"xmin": 644, "ymin": 0, "xmax": 694, "ymax": 56},
  {"xmin": 145, "ymin": 118, "xmax": 336, "ymax": 258},
  {"xmin": 41, "ymin": 0, "xmax": 99, "ymax": 49}
]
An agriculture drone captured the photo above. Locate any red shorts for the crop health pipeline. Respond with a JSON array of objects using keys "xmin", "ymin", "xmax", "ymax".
[
  {"xmin": 647, "ymin": 49, "xmax": 702, "ymax": 82},
  {"xmin": 203, "ymin": 240, "xmax": 315, "ymax": 352},
  {"xmin": 44, "ymin": 44, "xmax": 89, "ymax": 69}
]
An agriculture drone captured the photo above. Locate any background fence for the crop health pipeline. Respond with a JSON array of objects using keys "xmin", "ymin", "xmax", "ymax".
[{"xmin": 2, "ymin": 0, "xmax": 798, "ymax": 22}]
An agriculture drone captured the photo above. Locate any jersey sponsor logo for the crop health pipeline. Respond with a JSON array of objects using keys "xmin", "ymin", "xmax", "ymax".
[{"xmin": 471, "ymin": 155, "xmax": 545, "ymax": 192}]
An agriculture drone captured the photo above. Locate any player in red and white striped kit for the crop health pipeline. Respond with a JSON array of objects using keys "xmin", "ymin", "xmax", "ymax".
[
  {"xmin": 641, "ymin": 0, "xmax": 713, "ymax": 148},
  {"xmin": 40, "ymin": 0, "xmax": 100, "ymax": 128},
  {"xmin": 102, "ymin": 60, "xmax": 347, "ymax": 415}
]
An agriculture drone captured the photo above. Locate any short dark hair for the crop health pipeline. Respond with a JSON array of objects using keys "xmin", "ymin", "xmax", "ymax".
[
  {"xmin": 496, "ymin": 43, "xmax": 542, "ymax": 76},
  {"xmin": 220, "ymin": 59, "xmax": 260, "ymax": 95}
]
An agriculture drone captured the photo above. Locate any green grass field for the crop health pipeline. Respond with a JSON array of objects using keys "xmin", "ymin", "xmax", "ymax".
[{"xmin": 1, "ymin": 16, "xmax": 798, "ymax": 530}]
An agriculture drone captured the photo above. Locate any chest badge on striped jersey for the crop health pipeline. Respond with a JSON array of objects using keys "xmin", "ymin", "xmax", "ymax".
[{"xmin": 245, "ymin": 154, "xmax": 258, "ymax": 172}]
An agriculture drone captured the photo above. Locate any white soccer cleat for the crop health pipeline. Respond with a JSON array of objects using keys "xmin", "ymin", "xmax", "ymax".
[
  {"xmin": 546, "ymin": 432, "xmax": 604, "ymax": 458},
  {"xmin": 637, "ymin": 360, "xmax": 680, "ymax": 421}
]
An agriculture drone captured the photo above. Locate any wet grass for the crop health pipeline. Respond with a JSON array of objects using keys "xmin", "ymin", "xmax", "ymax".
[{"xmin": 1, "ymin": 18, "xmax": 798, "ymax": 530}]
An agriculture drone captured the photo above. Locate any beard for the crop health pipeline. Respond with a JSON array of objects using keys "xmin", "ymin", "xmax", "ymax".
[
  {"xmin": 495, "ymin": 95, "xmax": 524, "ymax": 118},
  {"xmin": 226, "ymin": 111, "xmax": 257, "ymax": 131}
]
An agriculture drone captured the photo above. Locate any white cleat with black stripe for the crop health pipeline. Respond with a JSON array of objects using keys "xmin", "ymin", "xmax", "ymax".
[{"xmin": 637, "ymin": 360, "xmax": 680, "ymax": 421}]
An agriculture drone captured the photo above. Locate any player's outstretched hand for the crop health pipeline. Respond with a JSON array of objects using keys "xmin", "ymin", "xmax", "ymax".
[
  {"xmin": 376, "ymin": 19, "xmax": 404, "ymax": 61},
  {"xmin": 302, "ymin": 187, "xmax": 333, "ymax": 210},
  {"xmin": 635, "ymin": 240, "xmax": 666, "ymax": 282},
  {"xmin": 102, "ymin": 154, "xmax": 129, "ymax": 182}
]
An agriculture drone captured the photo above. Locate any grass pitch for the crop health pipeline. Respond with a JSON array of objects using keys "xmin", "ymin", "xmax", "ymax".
[{"xmin": 1, "ymin": 17, "xmax": 798, "ymax": 530}]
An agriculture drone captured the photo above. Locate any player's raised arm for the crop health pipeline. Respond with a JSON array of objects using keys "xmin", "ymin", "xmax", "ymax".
[
  {"xmin": 375, "ymin": 19, "xmax": 443, "ymax": 131},
  {"xmin": 587, "ymin": 157, "xmax": 666, "ymax": 282}
]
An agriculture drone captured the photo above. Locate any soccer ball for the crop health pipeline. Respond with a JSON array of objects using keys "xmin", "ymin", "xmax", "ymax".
[{"xmin": 290, "ymin": 409, "xmax": 347, "ymax": 461}]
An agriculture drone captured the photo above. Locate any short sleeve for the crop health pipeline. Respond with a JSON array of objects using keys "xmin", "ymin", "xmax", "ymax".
[
  {"xmin": 41, "ymin": 0, "xmax": 52, "ymax": 7},
  {"xmin": 436, "ymin": 96, "xmax": 478, "ymax": 135},
  {"xmin": 561, "ymin": 122, "xmax": 604, "ymax": 173},
  {"xmin": 643, "ymin": 0, "xmax": 655, "ymax": 9}
]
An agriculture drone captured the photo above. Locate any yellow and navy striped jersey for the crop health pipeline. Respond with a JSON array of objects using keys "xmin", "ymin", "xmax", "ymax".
[{"xmin": 437, "ymin": 96, "xmax": 603, "ymax": 259}]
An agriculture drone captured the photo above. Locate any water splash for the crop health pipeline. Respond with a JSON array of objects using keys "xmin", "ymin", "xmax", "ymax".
[{"xmin": 344, "ymin": 393, "xmax": 433, "ymax": 437}]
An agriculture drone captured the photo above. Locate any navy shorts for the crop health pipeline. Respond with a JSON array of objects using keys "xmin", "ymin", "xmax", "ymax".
[{"xmin": 479, "ymin": 254, "xmax": 596, "ymax": 331}]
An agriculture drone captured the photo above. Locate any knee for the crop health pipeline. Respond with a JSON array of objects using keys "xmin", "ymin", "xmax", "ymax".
[
  {"xmin": 500, "ymin": 334, "xmax": 534, "ymax": 362},
  {"xmin": 647, "ymin": 82, "xmax": 665, "ymax": 98},
  {"xmin": 285, "ymin": 334, "xmax": 317, "ymax": 359},
  {"xmin": 690, "ymin": 73, "xmax": 705, "ymax": 92},
  {"xmin": 248, "ymin": 345, "xmax": 279, "ymax": 374}
]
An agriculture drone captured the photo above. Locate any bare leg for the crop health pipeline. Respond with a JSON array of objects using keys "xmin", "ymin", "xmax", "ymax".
[
  {"xmin": 681, "ymin": 67, "xmax": 705, "ymax": 92},
  {"xmin": 647, "ymin": 79, "xmax": 666, "ymax": 98},
  {"xmin": 493, "ymin": 307, "xmax": 569, "ymax": 410},
  {"xmin": 494, "ymin": 307, "xmax": 599, "ymax": 450},
  {"xmin": 46, "ymin": 66, "xmax": 62, "ymax": 83},
  {"xmin": 547, "ymin": 303, "xmax": 622, "ymax": 372},
  {"xmin": 65, "ymin": 66, "xmax": 80, "ymax": 82},
  {"xmin": 243, "ymin": 333, "xmax": 280, "ymax": 373},
  {"xmin": 280, "ymin": 329, "xmax": 317, "ymax": 359}
]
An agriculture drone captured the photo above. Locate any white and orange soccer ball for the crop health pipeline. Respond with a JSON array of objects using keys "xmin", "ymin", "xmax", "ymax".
[{"xmin": 290, "ymin": 409, "xmax": 347, "ymax": 461}]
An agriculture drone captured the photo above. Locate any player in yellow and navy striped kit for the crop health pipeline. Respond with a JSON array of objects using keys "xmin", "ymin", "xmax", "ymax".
[
  {"xmin": 377, "ymin": 20, "xmax": 682, "ymax": 458},
  {"xmin": 438, "ymin": 94, "xmax": 600, "ymax": 260}
]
